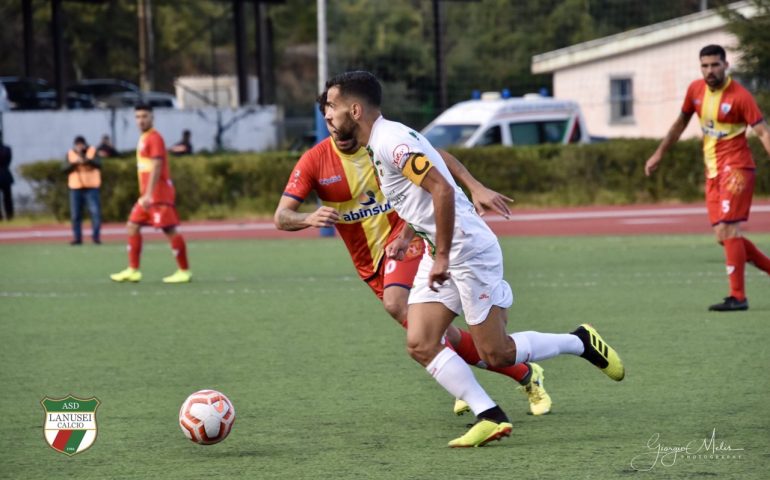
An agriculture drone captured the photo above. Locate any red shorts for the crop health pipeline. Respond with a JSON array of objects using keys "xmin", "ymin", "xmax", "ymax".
[
  {"xmin": 705, "ymin": 168, "xmax": 755, "ymax": 226},
  {"xmin": 366, "ymin": 237, "xmax": 425, "ymax": 299},
  {"xmin": 129, "ymin": 202, "xmax": 180, "ymax": 229}
]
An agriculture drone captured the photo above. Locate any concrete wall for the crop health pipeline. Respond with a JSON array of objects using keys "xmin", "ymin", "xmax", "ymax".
[
  {"xmin": 552, "ymin": 29, "xmax": 741, "ymax": 139},
  {"xmin": 0, "ymin": 105, "xmax": 280, "ymax": 210}
]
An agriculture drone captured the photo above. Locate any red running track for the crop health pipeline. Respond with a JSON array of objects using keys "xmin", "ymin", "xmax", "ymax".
[{"xmin": 1, "ymin": 201, "xmax": 769, "ymax": 244}]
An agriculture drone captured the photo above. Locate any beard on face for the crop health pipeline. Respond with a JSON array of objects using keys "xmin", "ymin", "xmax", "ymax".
[
  {"xmin": 333, "ymin": 116, "xmax": 357, "ymax": 143},
  {"xmin": 705, "ymin": 72, "xmax": 724, "ymax": 88}
]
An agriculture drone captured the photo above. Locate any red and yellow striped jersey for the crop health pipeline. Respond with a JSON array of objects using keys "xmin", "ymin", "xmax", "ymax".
[
  {"xmin": 282, "ymin": 138, "xmax": 404, "ymax": 281},
  {"xmin": 682, "ymin": 77, "xmax": 764, "ymax": 178},
  {"xmin": 136, "ymin": 129, "xmax": 175, "ymax": 203}
]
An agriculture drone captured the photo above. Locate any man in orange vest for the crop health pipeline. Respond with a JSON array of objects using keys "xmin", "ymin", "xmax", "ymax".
[{"xmin": 66, "ymin": 136, "xmax": 102, "ymax": 245}]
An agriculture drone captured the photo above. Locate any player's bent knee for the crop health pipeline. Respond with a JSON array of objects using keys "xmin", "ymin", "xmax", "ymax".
[
  {"xmin": 406, "ymin": 338, "xmax": 438, "ymax": 366},
  {"xmin": 382, "ymin": 298, "xmax": 406, "ymax": 324}
]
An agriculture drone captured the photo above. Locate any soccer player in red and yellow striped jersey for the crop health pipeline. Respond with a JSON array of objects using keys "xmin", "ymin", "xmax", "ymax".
[
  {"xmin": 110, "ymin": 104, "xmax": 191, "ymax": 284},
  {"xmin": 646, "ymin": 44, "xmax": 770, "ymax": 311},
  {"xmin": 274, "ymin": 95, "xmax": 553, "ymax": 416}
]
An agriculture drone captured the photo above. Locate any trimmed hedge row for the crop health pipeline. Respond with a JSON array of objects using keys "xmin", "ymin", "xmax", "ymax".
[{"xmin": 20, "ymin": 138, "xmax": 769, "ymax": 222}]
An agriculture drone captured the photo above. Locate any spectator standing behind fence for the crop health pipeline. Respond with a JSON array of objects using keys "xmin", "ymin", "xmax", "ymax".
[
  {"xmin": 96, "ymin": 134, "xmax": 118, "ymax": 158},
  {"xmin": 65, "ymin": 136, "xmax": 102, "ymax": 245},
  {"xmin": 0, "ymin": 137, "xmax": 13, "ymax": 221},
  {"xmin": 170, "ymin": 130, "xmax": 193, "ymax": 155}
]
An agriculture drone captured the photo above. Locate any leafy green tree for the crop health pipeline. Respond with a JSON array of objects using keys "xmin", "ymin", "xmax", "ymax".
[{"xmin": 720, "ymin": 0, "xmax": 770, "ymax": 113}]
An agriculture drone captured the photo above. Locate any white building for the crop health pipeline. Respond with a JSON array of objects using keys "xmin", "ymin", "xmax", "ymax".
[{"xmin": 531, "ymin": 1, "xmax": 758, "ymax": 139}]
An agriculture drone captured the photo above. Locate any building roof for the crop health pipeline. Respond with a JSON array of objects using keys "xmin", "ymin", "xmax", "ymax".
[{"xmin": 531, "ymin": 1, "xmax": 757, "ymax": 74}]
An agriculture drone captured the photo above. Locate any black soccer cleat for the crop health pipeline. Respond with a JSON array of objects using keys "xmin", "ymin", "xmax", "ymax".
[{"xmin": 708, "ymin": 296, "xmax": 748, "ymax": 312}]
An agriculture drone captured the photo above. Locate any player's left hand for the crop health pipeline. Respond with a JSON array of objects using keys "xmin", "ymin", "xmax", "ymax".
[
  {"xmin": 471, "ymin": 187, "xmax": 513, "ymax": 218},
  {"xmin": 428, "ymin": 255, "xmax": 450, "ymax": 292}
]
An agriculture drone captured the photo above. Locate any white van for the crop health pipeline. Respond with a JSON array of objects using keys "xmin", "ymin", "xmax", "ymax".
[{"xmin": 421, "ymin": 93, "xmax": 591, "ymax": 148}]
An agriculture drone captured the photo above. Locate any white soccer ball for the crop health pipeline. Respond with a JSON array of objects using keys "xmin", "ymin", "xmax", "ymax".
[{"xmin": 178, "ymin": 389, "xmax": 235, "ymax": 445}]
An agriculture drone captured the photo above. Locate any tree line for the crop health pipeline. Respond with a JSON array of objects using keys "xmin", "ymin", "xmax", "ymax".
[{"xmin": 1, "ymin": 0, "xmax": 765, "ymax": 127}]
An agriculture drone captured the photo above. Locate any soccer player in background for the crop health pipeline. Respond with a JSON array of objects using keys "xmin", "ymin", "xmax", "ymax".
[
  {"xmin": 110, "ymin": 104, "xmax": 192, "ymax": 284},
  {"xmin": 324, "ymin": 70, "xmax": 625, "ymax": 447},
  {"xmin": 274, "ymin": 92, "xmax": 553, "ymax": 417},
  {"xmin": 645, "ymin": 44, "xmax": 770, "ymax": 311}
]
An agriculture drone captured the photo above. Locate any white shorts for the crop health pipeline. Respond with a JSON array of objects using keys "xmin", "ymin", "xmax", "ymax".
[{"xmin": 408, "ymin": 244, "xmax": 514, "ymax": 325}]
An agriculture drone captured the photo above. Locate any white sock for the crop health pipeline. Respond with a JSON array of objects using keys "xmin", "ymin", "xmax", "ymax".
[
  {"xmin": 426, "ymin": 347, "xmax": 496, "ymax": 416},
  {"xmin": 509, "ymin": 331, "xmax": 584, "ymax": 364}
]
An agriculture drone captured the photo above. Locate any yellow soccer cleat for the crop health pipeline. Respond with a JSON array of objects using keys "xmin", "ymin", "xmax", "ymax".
[
  {"xmin": 448, "ymin": 419, "xmax": 513, "ymax": 448},
  {"xmin": 520, "ymin": 363, "xmax": 552, "ymax": 415},
  {"xmin": 163, "ymin": 269, "xmax": 192, "ymax": 284},
  {"xmin": 110, "ymin": 267, "xmax": 142, "ymax": 283},
  {"xmin": 453, "ymin": 398, "xmax": 471, "ymax": 416},
  {"xmin": 572, "ymin": 323, "xmax": 625, "ymax": 381}
]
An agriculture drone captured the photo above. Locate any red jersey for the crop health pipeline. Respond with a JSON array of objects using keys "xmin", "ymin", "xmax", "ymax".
[
  {"xmin": 682, "ymin": 77, "xmax": 764, "ymax": 178},
  {"xmin": 136, "ymin": 129, "xmax": 175, "ymax": 204},
  {"xmin": 283, "ymin": 138, "xmax": 404, "ymax": 281}
]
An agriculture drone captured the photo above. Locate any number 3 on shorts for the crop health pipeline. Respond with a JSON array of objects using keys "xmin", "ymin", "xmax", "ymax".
[
  {"xmin": 153, "ymin": 212, "xmax": 162, "ymax": 224},
  {"xmin": 721, "ymin": 200, "xmax": 730, "ymax": 214}
]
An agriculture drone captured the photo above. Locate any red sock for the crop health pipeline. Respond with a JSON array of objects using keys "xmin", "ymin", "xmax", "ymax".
[
  {"xmin": 128, "ymin": 233, "xmax": 142, "ymax": 269},
  {"xmin": 743, "ymin": 237, "xmax": 770, "ymax": 274},
  {"xmin": 453, "ymin": 328, "xmax": 530, "ymax": 384},
  {"xmin": 170, "ymin": 234, "xmax": 189, "ymax": 270},
  {"xmin": 723, "ymin": 237, "xmax": 746, "ymax": 301}
]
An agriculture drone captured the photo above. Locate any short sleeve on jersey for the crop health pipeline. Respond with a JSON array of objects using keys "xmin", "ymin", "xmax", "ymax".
[
  {"xmin": 145, "ymin": 132, "xmax": 166, "ymax": 159},
  {"xmin": 402, "ymin": 153, "xmax": 433, "ymax": 186},
  {"xmin": 283, "ymin": 151, "xmax": 317, "ymax": 201},
  {"xmin": 740, "ymin": 92, "xmax": 764, "ymax": 126},
  {"xmin": 682, "ymin": 81, "xmax": 698, "ymax": 115}
]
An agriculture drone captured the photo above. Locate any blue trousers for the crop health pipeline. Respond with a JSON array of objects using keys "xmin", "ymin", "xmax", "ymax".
[{"xmin": 70, "ymin": 188, "xmax": 101, "ymax": 242}]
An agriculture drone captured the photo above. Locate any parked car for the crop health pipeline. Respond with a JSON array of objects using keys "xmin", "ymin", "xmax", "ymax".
[
  {"xmin": 68, "ymin": 79, "xmax": 177, "ymax": 109},
  {"xmin": 421, "ymin": 92, "xmax": 591, "ymax": 148},
  {"xmin": 0, "ymin": 77, "xmax": 94, "ymax": 110},
  {"xmin": 106, "ymin": 91, "xmax": 179, "ymax": 109}
]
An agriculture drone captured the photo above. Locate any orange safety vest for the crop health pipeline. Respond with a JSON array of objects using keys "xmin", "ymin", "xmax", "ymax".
[{"xmin": 67, "ymin": 146, "xmax": 102, "ymax": 189}]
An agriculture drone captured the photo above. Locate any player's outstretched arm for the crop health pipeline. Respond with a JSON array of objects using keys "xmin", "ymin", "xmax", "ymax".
[
  {"xmin": 645, "ymin": 112, "xmax": 692, "ymax": 176},
  {"xmin": 438, "ymin": 148, "xmax": 512, "ymax": 218},
  {"xmin": 274, "ymin": 195, "xmax": 339, "ymax": 231}
]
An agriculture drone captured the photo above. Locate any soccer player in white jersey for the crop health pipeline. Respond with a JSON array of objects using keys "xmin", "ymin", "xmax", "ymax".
[{"xmin": 322, "ymin": 71, "xmax": 626, "ymax": 447}]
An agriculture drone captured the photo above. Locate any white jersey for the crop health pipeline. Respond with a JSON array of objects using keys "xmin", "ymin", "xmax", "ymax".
[{"xmin": 367, "ymin": 116, "xmax": 497, "ymax": 263}]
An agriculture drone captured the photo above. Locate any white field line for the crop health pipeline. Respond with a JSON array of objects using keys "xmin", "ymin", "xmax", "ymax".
[{"xmin": 2, "ymin": 205, "xmax": 769, "ymax": 240}]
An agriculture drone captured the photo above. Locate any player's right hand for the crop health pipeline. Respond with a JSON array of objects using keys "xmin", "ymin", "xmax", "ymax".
[
  {"xmin": 306, "ymin": 206, "xmax": 339, "ymax": 228},
  {"xmin": 428, "ymin": 255, "xmax": 450, "ymax": 292},
  {"xmin": 644, "ymin": 153, "xmax": 661, "ymax": 177}
]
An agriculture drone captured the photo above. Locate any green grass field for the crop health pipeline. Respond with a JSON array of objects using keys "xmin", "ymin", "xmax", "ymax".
[{"xmin": 2, "ymin": 235, "xmax": 769, "ymax": 479}]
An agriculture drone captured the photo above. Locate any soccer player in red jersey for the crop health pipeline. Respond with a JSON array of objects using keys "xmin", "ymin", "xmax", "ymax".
[
  {"xmin": 274, "ymin": 93, "xmax": 552, "ymax": 416},
  {"xmin": 646, "ymin": 44, "xmax": 770, "ymax": 311},
  {"xmin": 110, "ymin": 104, "xmax": 192, "ymax": 284}
]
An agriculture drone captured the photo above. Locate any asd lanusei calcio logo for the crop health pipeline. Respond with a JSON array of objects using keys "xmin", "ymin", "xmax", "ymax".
[{"xmin": 41, "ymin": 395, "xmax": 100, "ymax": 456}]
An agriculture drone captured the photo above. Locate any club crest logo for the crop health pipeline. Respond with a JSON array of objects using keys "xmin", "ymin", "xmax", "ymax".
[
  {"xmin": 41, "ymin": 395, "xmax": 100, "ymax": 456},
  {"xmin": 392, "ymin": 144, "xmax": 410, "ymax": 167},
  {"xmin": 720, "ymin": 103, "xmax": 732, "ymax": 115}
]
